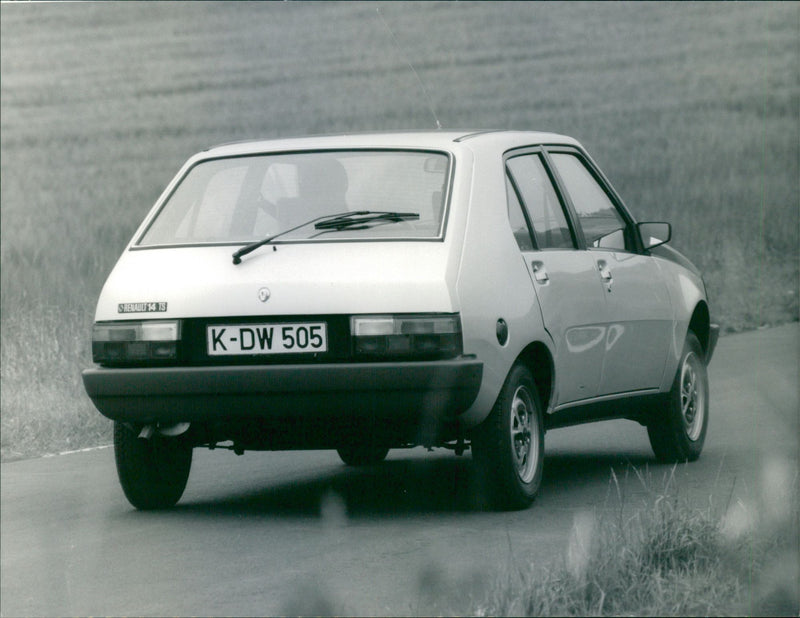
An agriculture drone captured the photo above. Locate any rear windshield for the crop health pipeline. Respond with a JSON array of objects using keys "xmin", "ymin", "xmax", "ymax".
[{"xmin": 136, "ymin": 150, "xmax": 451, "ymax": 246}]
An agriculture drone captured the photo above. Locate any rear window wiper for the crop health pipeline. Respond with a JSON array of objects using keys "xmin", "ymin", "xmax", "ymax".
[
  {"xmin": 313, "ymin": 211, "xmax": 419, "ymax": 231},
  {"xmin": 232, "ymin": 210, "xmax": 355, "ymax": 264},
  {"xmin": 232, "ymin": 211, "xmax": 419, "ymax": 265}
]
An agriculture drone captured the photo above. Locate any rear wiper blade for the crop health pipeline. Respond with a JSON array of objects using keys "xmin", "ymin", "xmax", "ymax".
[
  {"xmin": 232, "ymin": 211, "xmax": 421, "ymax": 265},
  {"xmin": 232, "ymin": 210, "xmax": 357, "ymax": 265},
  {"xmin": 313, "ymin": 211, "xmax": 419, "ymax": 230}
]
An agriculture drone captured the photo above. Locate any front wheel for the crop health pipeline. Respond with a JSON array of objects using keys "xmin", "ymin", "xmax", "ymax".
[
  {"xmin": 471, "ymin": 363, "xmax": 544, "ymax": 510},
  {"xmin": 647, "ymin": 332, "xmax": 709, "ymax": 462},
  {"xmin": 114, "ymin": 422, "xmax": 193, "ymax": 510}
]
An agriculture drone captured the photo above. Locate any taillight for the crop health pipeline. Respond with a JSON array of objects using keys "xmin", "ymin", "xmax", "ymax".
[
  {"xmin": 351, "ymin": 314, "xmax": 462, "ymax": 360},
  {"xmin": 92, "ymin": 320, "xmax": 181, "ymax": 365}
]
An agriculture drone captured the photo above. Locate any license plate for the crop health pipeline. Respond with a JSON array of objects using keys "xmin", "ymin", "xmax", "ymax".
[{"xmin": 207, "ymin": 322, "xmax": 327, "ymax": 356}]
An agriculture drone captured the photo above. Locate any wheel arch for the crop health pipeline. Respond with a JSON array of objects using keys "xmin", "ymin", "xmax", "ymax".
[
  {"xmin": 515, "ymin": 341, "xmax": 554, "ymax": 413},
  {"xmin": 688, "ymin": 301, "xmax": 711, "ymax": 357}
]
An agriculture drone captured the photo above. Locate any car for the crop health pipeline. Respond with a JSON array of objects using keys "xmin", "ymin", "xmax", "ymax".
[{"xmin": 82, "ymin": 130, "xmax": 719, "ymax": 511}]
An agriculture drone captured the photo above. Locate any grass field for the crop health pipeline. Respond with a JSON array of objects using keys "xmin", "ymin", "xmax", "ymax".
[{"xmin": 1, "ymin": 1, "xmax": 798, "ymax": 461}]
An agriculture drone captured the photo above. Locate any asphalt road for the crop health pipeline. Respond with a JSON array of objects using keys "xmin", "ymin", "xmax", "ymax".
[{"xmin": 2, "ymin": 324, "xmax": 797, "ymax": 616}]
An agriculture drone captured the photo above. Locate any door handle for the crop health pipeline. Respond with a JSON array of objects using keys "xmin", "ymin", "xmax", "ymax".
[
  {"xmin": 531, "ymin": 261, "xmax": 549, "ymax": 283},
  {"xmin": 597, "ymin": 260, "xmax": 613, "ymax": 282}
]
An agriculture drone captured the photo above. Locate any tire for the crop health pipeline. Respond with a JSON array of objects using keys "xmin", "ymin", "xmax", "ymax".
[
  {"xmin": 114, "ymin": 422, "xmax": 193, "ymax": 510},
  {"xmin": 336, "ymin": 444, "xmax": 389, "ymax": 466},
  {"xmin": 471, "ymin": 363, "xmax": 544, "ymax": 510},
  {"xmin": 648, "ymin": 332, "xmax": 709, "ymax": 462}
]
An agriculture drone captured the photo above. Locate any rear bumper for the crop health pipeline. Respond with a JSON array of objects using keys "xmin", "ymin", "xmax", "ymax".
[{"xmin": 82, "ymin": 359, "xmax": 483, "ymax": 426}]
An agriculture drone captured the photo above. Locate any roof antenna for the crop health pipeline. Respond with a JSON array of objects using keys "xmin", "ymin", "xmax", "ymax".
[{"xmin": 376, "ymin": 7, "xmax": 442, "ymax": 130}]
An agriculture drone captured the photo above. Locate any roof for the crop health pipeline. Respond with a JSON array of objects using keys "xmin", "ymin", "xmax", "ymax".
[{"xmin": 202, "ymin": 130, "xmax": 581, "ymax": 158}]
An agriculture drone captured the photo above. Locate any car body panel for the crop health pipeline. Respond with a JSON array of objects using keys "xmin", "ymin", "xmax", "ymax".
[
  {"xmin": 95, "ymin": 242, "xmax": 459, "ymax": 321},
  {"xmin": 451, "ymin": 141, "xmax": 547, "ymax": 425},
  {"xmin": 519, "ymin": 249, "xmax": 608, "ymax": 406},
  {"xmin": 649, "ymin": 251, "xmax": 709, "ymax": 392},
  {"xmin": 592, "ymin": 249, "xmax": 673, "ymax": 396}
]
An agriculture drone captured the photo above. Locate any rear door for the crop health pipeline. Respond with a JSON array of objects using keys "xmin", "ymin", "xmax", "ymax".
[
  {"xmin": 505, "ymin": 150, "xmax": 608, "ymax": 406},
  {"xmin": 546, "ymin": 149, "xmax": 673, "ymax": 396}
]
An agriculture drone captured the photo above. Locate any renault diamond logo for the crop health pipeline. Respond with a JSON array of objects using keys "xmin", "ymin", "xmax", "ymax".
[{"xmin": 258, "ymin": 287, "xmax": 271, "ymax": 302}]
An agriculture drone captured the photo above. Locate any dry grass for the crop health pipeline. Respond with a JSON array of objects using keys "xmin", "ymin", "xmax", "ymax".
[
  {"xmin": 474, "ymin": 461, "xmax": 799, "ymax": 617},
  {"xmin": 1, "ymin": 2, "xmax": 798, "ymax": 459}
]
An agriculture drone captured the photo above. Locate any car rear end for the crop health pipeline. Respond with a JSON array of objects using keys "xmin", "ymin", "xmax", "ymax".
[{"xmin": 82, "ymin": 136, "xmax": 482, "ymax": 453}]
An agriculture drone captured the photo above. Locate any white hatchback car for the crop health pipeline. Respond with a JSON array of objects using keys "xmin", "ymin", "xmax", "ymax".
[{"xmin": 83, "ymin": 131, "xmax": 719, "ymax": 510}]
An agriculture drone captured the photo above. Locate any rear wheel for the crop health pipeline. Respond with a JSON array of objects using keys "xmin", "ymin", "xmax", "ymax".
[
  {"xmin": 472, "ymin": 363, "xmax": 544, "ymax": 510},
  {"xmin": 336, "ymin": 444, "xmax": 389, "ymax": 466},
  {"xmin": 114, "ymin": 422, "xmax": 192, "ymax": 510},
  {"xmin": 648, "ymin": 332, "xmax": 709, "ymax": 462}
]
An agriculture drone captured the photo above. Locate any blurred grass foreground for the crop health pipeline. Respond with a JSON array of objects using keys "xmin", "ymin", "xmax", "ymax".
[
  {"xmin": 1, "ymin": 2, "xmax": 798, "ymax": 459},
  {"xmin": 474, "ymin": 459, "xmax": 799, "ymax": 617}
]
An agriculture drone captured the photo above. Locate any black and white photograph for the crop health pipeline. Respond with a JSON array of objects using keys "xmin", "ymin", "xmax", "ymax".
[{"xmin": 1, "ymin": 2, "xmax": 797, "ymax": 616}]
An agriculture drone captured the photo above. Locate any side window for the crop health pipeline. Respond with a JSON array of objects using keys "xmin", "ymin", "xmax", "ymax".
[
  {"xmin": 549, "ymin": 153, "xmax": 630, "ymax": 251},
  {"xmin": 505, "ymin": 175, "xmax": 534, "ymax": 251},
  {"xmin": 507, "ymin": 154, "xmax": 574, "ymax": 250}
]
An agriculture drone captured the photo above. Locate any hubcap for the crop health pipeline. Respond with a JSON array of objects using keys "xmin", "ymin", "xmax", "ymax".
[
  {"xmin": 680, "ymin": 352, "xmax": 705, "ymax": 441},
  {"xmin": 509, "ymin": 386, "xmax": 539, "ymax": 483}
]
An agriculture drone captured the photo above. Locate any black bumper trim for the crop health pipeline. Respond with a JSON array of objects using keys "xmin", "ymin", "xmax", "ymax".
[{"xmin": 82, "ymin": 359, "xmax": 483, "ymax": 424}]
